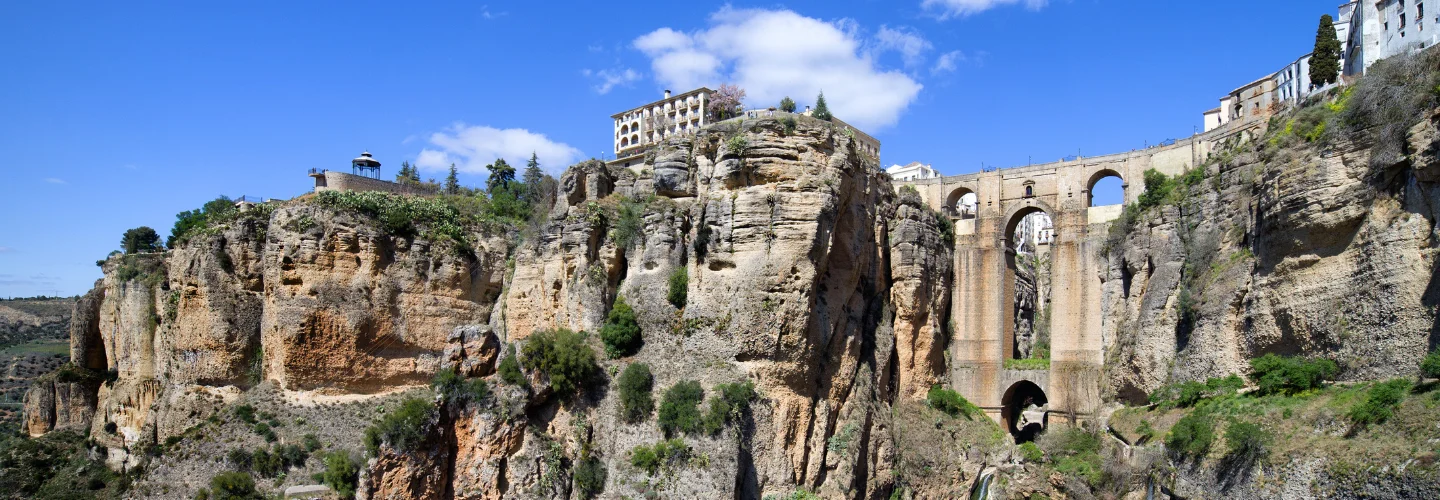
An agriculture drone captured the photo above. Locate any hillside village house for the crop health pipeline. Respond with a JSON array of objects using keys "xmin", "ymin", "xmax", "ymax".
[{"xmin": 885, "ymin": 162, "xmax": 939, "ymax": 181}]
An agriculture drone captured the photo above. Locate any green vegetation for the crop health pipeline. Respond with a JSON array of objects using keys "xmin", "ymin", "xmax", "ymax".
[
  {"xmin": 779, "ymin": 96, "xmax": 796, "ymax": 113},
  {"xmin": 315, "ymin": 451, "xmax": 361, "ymax": 499},
  {"xmin": 1310, "ymin": 14, "xmax": 1341, "ymax": 87},
  {"xmin": 726, "ymin": 134, "xmax": 749, "ymax": 155},
  {"xmin": 362, "ymin": 397, "xmax": 434, "ymax": 456},
  {"xmin": 1339, "ymin": 48, "xmax": 1440, "ymax": 168},
  {"xmin": 395, "ymin": 161, "xmax": 422, "ymax": 185},
  {"xmin": 1348, "ymin": 379, "xmax": 1410, "ymax": 427},
  {"xmin": 444, "ymin": 164, "xmax": 460, "ymax": 195},
  {"xmin": 701, "ymin": 380, "xmax": 758, "ymax": 435},
  {"xmin": 667, "ymin": 267, "xmax": 689, "ymax": 309},
  {"xmin": 1421, "ymin": 348, "xmax": 1440, "ymax": 379},
  {"xmin": 206, "ymin": 471, "xmax": 263, "ymax": 500},
  {"xmin": 812, "ymin": 91, "xmax": 832, "ymax": 121},
  {"xmin": 600, "ymin": 296, "xmax": 643, "ymax": 358},
  {"xmin": 234, "ymin": 404, "xmax": 256, "ymax": 424},
  {"xmin": 617, "ymin": 363, "xmax": 655, "ymax": 423},
  {"xmin": 1019, "ymin": 441, "xmax": 1044, "ymax": 462},
  {"xmin": 1038, "ymin": 427, "xmax": 1103, "ymax": 486},
  {"xmin": 121, "ymin": 226, "xmax": 162, "ymax": 254},
  {"xmin": 1165, "ymin": 410, "xmax": 1215, "ymax": 460},
  {"xmin": 252, "ymin": 422, "xmax": 276, "ymax": 442},
  {"xmin": 572, "ymin": 455, "xmax": 607, "ymax": 499},
  {"xmin": 1223, "ymin": 420, "xmax": 1269, "ymax": 464},
  {"xmin": 629, "ymin": 438, "xmax": 691, "ymax": 476},
  {"xmin": 314, "ymin": 190, "xmax": 472, "ymax": 249},
  {"xmin": 303, "ymin": 433, "xmax": 323, "ymax": 452},
  {"xmin": 1249, "ymin": 354, "xmax": 1337, "ymax": 396},
  {"xmin": 168, "ymin": 196, "xmax": 237, "ymax": 247},
  {"xmin": 926, "ymin": 384, "xmax": 979, "ymax": 419},
  {"xmin": 657, "ymin": 380, "xmax": 704, "ymax": 437},
  {"xmin": 1003, "ymin": 358, "xmax": 1050, "ymax": 371},
  {"xmin": 0, "ymin": 429, "xmax": 130, "ymax": 498},
  {"xmin": 498, "ymin": 345, "xmax": 525, "ymax": 386},
  {"xmin": 521, "ymin": 328, "xmax": 600, "ymax": 397},
  {"xmin": 610, "ymin": 196, "xmax": 647, "ymax": 249},
  {"xmin": 431, "ymin": 367, "xmax": 489, "ymax": 404},
  {"xmin": 1148, "ymin": 374, "xmax": 1245, "ymax": 409}
]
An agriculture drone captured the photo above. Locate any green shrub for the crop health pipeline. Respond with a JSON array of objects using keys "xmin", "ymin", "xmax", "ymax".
[
  {"xmin": 1019, "ymin": 441, "xmax": 1043, "ymax": 462},
  {"xmin": 667, "ymin": 267, "xmax": 689, "ymax": 309},
  {"xmin": 1038, "ymin": 427, "xmax": 1102, "ymax": 485},
  {"xmin": 121, "ymin": 226, "xmax": 162, "ymax": 254},
  {"xmin": 168, "ymin": 197, "xmax": 237, "ymax": 248},
  {"xmin": 227, "ymin": 448, "xmax": 253, "ymax": 469},
  {"xmin": 1136, "ymin": 419, "xmax": 1156, "ymax": 442},
  {"xmin": 208, "ymin": 471, "xmax": 262, "ymax": 499},
  {"xmin": 362, "ymin": 398, "xmax": 434, "ymax": 456},
  {"xmin": 313, "ymin": 190, "xmax": 473, "ymax": 249},
  {"xmin": 1136, "ymin": 169, "xmax": 1174, "ymax": 211},
  {"xmin": 521, "ymin": 328, "xmax": 600, "ymax": 397},
  {"xmin": 497, "ymin": 345, "xmax": 525, "ymax": 386},
  {"xmin": 1348, "ymin": 379, "xmax": 1411, "ymax": 426},
  {"xmin": 573, "ymin": 456, "xmax": 607, "ymax": 499},
  {"xmin": 926, "ymin": 384, "xmax": 977, "ymax": 418},
  {"xmin": 1223, "ymin": 420, "xmax": 1269, "ymax": 463},
  {"xmin": 251, "ymin": 448, "xmax": 281, "ymax": 477},
  {"xmin": 315, "ymin": 451, "xmax": 360, "ymax": 499},
  {"xmin": 303, "ymin": 434, "xmax": 323, "ymax": 452},
  {"xmin": 657, "ymin": 380, "xmax": 704, "ymax": 437},
  {"xmin": 1166, "ymin": 411, "xmax": 1216, "ymax": 459},
  {"xmin": 629, "ymin": 439, "xmax": 690, "ymax": 475},
  {"xmin": 1421, "ymin": 348, "xmax": 1440, "ymax": 379},
  {"xmin": 432, "ymin": 367, "xmax": 490, "ymax": 404},
  {"xmin": 233, "ymin": 404, "xmax": 256, "ymax": 424},
  {"xmin": 1249, "ymin": 354, "xmax": 1338, "ymax": 396},
  {"xmin": 701, "ymin": 381, "xmax": 758, "ymax": 435},
  {"xmin": 612, "ymin": 198, "xmax": 647, "ymax": 249},
  {"xmin": 253, "ymin": 422, "xmax": 276, "ymax": 442},
  {"xmin": 617, "ymin": 363, "xmax": 655, "ymax": 423},
  {"xmin": 600, "ymin": 296, "xmax": 643, "ymax": 358}
]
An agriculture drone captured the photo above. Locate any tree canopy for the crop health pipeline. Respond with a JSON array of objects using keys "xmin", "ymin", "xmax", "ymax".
[
  {"xmin": 812, "ymin": 91, "xmax": 833, "ymax": 121},
  {"xmin": 779, "ymin": 96, "xmax": 796, "ymax": 113},
  {"xmin": 121, "ymin": 227, "xmax": 162, "ymax": 254},
  {"xmin": 1310, "ymin": 14, "xmax": 1341, "ymax": 88}
]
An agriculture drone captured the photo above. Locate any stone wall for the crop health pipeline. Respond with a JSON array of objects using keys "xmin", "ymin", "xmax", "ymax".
[{"xmin": 311, "ymin": 171, "xmax": 438, "ymax": 196}]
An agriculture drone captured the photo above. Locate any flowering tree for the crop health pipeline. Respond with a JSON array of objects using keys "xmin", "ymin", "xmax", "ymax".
[{"xmin": 708, "ymin": 84, "xmax": 746, "ymax": 120}]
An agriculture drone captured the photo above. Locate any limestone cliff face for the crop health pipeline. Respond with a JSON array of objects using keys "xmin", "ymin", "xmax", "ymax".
[{"xmin": 1101, "ymin": 111, "xmax": 1440, "ymax": 400}]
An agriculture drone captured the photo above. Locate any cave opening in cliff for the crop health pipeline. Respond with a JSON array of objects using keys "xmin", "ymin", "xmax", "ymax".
[
  {"xmin": 1005, "ymin": 208, "xmax": 1053, "ymax": 363},
  {"xmin": 1002, "ymin": 380, "xmax": 1049, "ymax": 443}
]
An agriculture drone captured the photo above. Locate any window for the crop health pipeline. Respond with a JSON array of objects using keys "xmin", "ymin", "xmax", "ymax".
[
  {"xmin": 1402, "ymin": 13, "xmax": 1408, "ymax": 30},
  {"xmin": 1419, "ymin": 3, "xmax": 1425, "ymax": 29}
]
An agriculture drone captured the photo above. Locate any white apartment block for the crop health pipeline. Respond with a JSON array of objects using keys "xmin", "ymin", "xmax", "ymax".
[
  {"xmin": 612, "ymin": 88, "xmax": 713, "ymax": 165},
  {"xmin": 886, "ymin": 162, "xmax": 939, "ymax": 181},
  {"xmin": 1343, "ymin": 0, "xmax": 1440, "ymax": 76}
]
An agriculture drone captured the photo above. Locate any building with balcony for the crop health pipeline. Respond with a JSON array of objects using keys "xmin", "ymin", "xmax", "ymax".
[
  {"xmin": 611, "ymin": 88, "xmax": 714, "ymax": 167},
  {"xmin": 886, "ymin": 162, "xmax": 939, "ymax": 182}
]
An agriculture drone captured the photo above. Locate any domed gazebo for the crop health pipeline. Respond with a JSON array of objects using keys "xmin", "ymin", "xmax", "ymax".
[{"xmin": 351, "ymin": 151, "xmax": 381, "ymax": 179}]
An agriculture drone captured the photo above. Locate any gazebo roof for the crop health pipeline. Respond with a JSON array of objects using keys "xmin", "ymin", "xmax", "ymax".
[{"xmin": 352, "ymin": 151, "xmax": 381, "ymax": 167}]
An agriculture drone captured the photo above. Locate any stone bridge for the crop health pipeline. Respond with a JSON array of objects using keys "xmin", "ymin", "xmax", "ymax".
[{"xmin": 895, "ymin": 120, "xmax": 1262, "ymax": 437}]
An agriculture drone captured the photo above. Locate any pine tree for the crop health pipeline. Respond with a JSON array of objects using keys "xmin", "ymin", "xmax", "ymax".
[
  {"xmin": 1310, "ymin": 14, "xmax": 1341, "ymax": 88},
  {"xmin": 396, "ymin": 161, "xmax": 413, "ymax": 184},
  {"xmin": 812, "ymin": 91, "xmax": 833, "ymax": 121},
  {"xmin": 444, "ymin": 164, "xmax": 460, "ymax": 195},
  {"xmin": 779, "ymin": 96, "xmax": 796, "ymax": 113},
  {"xmin": 486, "ymin": 158, "xmax": 516, "ymax": 192},
  {"xmin": 523, "ymin": 153, "xmax": 543, "ymax": 202}
]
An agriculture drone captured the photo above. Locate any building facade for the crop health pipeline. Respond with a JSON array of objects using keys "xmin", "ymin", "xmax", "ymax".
[
  {"xmin": 886, "ymin": 162, "xmax": 939, "ymax": 182},
  {"xmin": 1344, "ymin": 0, "xmax": 1440, "ymax": 77},
  {"xmin": 612, "ymin": 88, "xmax": 713, "ymax": 166}
]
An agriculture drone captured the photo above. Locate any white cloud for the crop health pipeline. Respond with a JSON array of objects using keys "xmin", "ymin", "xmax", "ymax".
[
  {"xmin": 874, "ymin": 26, "xmax": 933, "ymax": 69},
  {"xmin": 932, "ymin": 50, "xmax": 966, "ymax": 73},
  {"xmin": 415, "ymin": 123, "xmax": 583, "ymax": 176},
  {"xmin": 633, "ymin": 8, "xmax": 923, "ymax": 130},
  {"xmin": 583, "ymin": 68, "xmax": 642, "ymax": 94},
  {"xmin": 922, "ymin": 0, "xmax": 1047, "ymax": 19},
  {"xmin": 43, "ymin": 177, "xmax": 66, "ymax": 184}
]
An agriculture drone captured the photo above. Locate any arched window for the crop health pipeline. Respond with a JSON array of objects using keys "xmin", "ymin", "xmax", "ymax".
[
  {"xmin": 620, "ymin": 137, "xmax": 630, "ymax": 147},
  {"xmin": 1087, "ymin": 170, "xmax": 1125, "ymax": 207},
  {"xmin": 1025, "ymin": 185, "xmax": 1034, "ymax": 197}
]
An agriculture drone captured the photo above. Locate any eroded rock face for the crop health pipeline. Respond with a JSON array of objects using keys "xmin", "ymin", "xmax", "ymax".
[{"xmin": 1102, "ymin": 117, "xmax": 1440, "ymax": 399}]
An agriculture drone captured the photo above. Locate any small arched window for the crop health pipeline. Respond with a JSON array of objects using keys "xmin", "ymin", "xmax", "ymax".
[{"xmin": 1025, "ymin": 185, "xmax": 1034, "ymax": 197}]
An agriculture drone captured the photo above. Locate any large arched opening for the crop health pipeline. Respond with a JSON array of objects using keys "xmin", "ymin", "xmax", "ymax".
[
  {"xmin": 1004, "ymin": 206, "xmax": 1053, "ymax": 364},
  {"xmin": 1002, "ymin": 380, "xmax": 1049, "ymax": 442},
  {"xmin": 945, "ymin": 187, "xmax": 978, "ymax": 219},
  {"xmin": 1086, "ymin": 169, "xmax": 1125, "ymax": 207}
]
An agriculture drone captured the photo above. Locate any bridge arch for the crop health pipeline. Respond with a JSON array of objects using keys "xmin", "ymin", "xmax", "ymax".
[
  {"xmin": 1002, "ymin": 380, "xmax": 1049, "ymax": 442},
  {"xmin": 1085, "ymin": 168, "xmax": 1126, "ymax": 207},
  {"xmin": 1002, "ymin": 200, "xmax": 1056, "ymax": 247},
  {"xmin": 946, "ymin": 186, "xmax": 978, "ymax": 219}
]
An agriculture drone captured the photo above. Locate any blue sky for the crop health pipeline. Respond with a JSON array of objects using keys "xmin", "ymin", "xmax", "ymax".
[{"xmin": 0, "ymin": 0, "xmax": 1341, "ymax": 297}]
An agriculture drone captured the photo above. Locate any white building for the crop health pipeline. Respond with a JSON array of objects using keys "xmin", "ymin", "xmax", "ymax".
[
  {"xmin": 886, "ymin": 162, "xmax": 939, "ymax": 181},
  {"xmin": 1342, "ymin": 0, "xmax": 1440, "ymax": 77},
  {"xmin": 611, "ymin": 88, "xmax": 713, "ymax": 167}
]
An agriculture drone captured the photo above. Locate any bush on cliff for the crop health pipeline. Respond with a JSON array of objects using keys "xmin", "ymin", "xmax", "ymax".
[
  {"xmin": 667, "ymin": 267, "xmax": 689, "ymax": 309},
  {"xmin": 617, "ymin": 362, "xmax": 655, "ymax": 423},
  {"xmin": 1248, "ymin": 354, "xmax": 1338, "ymax": 396},
  {"xmin": 1166, "ymin": 410, "xmax": 1215, "ymax": 460},
  {"xmin": 121, "ymin": 226, "xmax": 162, "ymax": 254},
  {"xmin": 498, "ymin": 344, "xmax": 525, "ymax": 386},
  {"xmin": 206, "ymin": 471, "xmax": 262, "ymax": 500},
  {"xmin": 657, "ymin": 380, "xmax": 704, "ymax": 437},
  {"xmin": 1348, "ymin": 379, "xmax": 1410, "ymax": 427},
  {"xmin": 600, "ymin": 296, "xmax": 643, "ymax": 358},
  {"xmin": 313, "ymin": 190, "xmax": 471, "ymax": 249},
  {"xmin": 701, "ymin": 380, "xmax": 758, "ymax": 435},
  {"xmin": 432, "ymin": 367, "xmax": 489, "ymax": 404},
  {"xmin": 521, "ymin": 328, "xmax": 599, "ymax": 397},
  {"xmin": 362, "ymin": 398, "xmax": 434, "ymax": 456},
  {"xmin": 314, "ymin": 451, "xmax": 361, "ymax": 499},
  {"xmin": 1421, "ymin": 348, "xmax": 1440, "ymax": 379},
  {"xmin": 927, "ymin": 385, "xmax": 978, "ymax": 419},
  {"xmin": 167, "ymin": 196, "xmax": 236, "ymax": 247},
  {"xmin": 629, "ymin": 438, "xmax": 690, "ymax": 476},
  {"xmin": 573, "ymin": 455, "xmax": 607, "ymax": 499}
]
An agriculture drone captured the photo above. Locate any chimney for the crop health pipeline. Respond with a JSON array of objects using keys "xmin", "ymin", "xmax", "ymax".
[
  {"xmin": 664, "ymin": 89, "xmax": 672, "ymax": 99},
  {"xmin": 805, "ymin": 105, "xmax": 811, "ymax": 112}
]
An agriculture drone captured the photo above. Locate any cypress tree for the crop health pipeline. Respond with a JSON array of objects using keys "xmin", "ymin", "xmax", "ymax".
[
  {"xmin": 812, "ymin": 91, "xmax": 833, "ymax": 121},
  {"xmin": 523, "ymin": 152, "xmax": 543, "ymax": 202},
  {"xmin": 1310, "ymin": 14, "xmax": 1341, "ymax": 88},
  {"xmin": 444, "ymin": 164, "xmax": 460, "ymax": 195}
]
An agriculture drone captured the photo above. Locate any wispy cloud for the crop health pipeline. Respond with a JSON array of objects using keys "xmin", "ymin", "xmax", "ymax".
[
  {"xmin": 0, "ymin": 274, "xmax": 59, "ymax": 287},
  {"xmin": 582, "ymin": 68, "xmax": 642, "ymax": 94},
  {"xmin": 480, "ymin": 5, "xmax": 507, "ymax": 19},
  {"xmin": 873, "ymin": 26, "xmax": 933, "ymax": 70},
  {"xmin": 414, "ymin": 123, "xmax": 583, "ymax": 176},
  {"xmin": 922, "ymin": 0, "xmax": 1047, "ymax": 19},
  {"xmin": 932, "ymin": 50, "xmax": 966, "ymax": 74},
  {"xmin": 43, "ymin": 177, "xmax": 66, "ymax": 184},
  {"xmin": 633, "ymin": 7, "xmax": 923, "ymax": 130}
]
